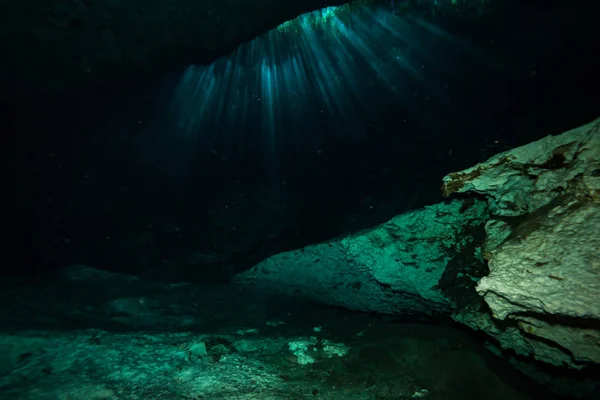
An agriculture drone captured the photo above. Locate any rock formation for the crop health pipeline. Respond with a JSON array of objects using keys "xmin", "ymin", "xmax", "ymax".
[
  {"xmin": 235, "ymin": 198, "xmax": 490, "ymax": 316},
  {"xmin": 446, "ymin": 118, "xmax": 600, "ymax": 392},
  {"xmin": 236, "ymin": 117, "xmax": 600, "ymax": 396}
]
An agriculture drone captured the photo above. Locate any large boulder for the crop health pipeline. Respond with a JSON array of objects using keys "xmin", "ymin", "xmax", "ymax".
[
  {"xmin": 443, "ymin": 118, "xmax": 600, "ymax": 371},
  {"xmin": 235, "ymin": 199, "xmax": 490, "ymax": 315},
  {"xmin": 236, "ymin": 117, "xmax": 600, "ymax": 396}
]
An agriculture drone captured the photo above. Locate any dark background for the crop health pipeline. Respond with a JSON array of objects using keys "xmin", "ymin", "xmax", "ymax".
[{"xmin": 2, "ymin": 0, "xmax": 598, "ymax": 282}]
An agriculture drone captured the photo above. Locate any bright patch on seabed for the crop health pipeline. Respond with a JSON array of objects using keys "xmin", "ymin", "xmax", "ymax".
[{"xmin": 167, "ymin": 6, "xmax": 452, "ymax": 161}]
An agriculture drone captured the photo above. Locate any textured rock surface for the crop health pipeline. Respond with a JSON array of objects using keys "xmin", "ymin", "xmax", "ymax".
[
  {"xmin": 234, "ymin": 118, "xmax": 600, "ymax": 390},
  {"xmin": 235, "ymin": 199, "xmax": 490, "ymax": 315},
  {"xmin": 233, "ymin": 118, "xmax": 600, "ymax": 395},
  {"xmin": 445, "ymin": 118, "xmax": 600, "ymax": 374},
  {"xmin": 478, "ymin": 199, "xmax": 600, "ymax": 322},
  {"xmin": 442, "ymin": 118, "xmax": 600, "ymax": 216}
]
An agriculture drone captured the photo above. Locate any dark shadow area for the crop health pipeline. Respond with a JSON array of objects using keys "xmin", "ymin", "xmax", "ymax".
[{"xmin": 4, "ymin": 1, "xmax": 598, "ymax": 284}]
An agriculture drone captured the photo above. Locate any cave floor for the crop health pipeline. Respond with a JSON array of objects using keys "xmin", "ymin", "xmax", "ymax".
[{"xmin": 0, "ymin": 267, "xmax": 555, "ymax": 399}]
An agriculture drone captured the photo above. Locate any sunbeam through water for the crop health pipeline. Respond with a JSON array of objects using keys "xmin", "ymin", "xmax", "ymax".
[{"xmin": 166, "ymin": 3, "xmax": 485, "ymax": 166}]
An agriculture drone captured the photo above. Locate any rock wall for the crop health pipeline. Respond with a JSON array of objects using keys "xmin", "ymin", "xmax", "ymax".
[
  {"xmin": 236, "ymin": 117, "xmax": 600, "ymax": 396},
  {"xmin": 445, "ymin": 118, "xmax": 600, "ymax": 396},
  {"xmin": 444, "ymin": 118, "xmax": 600, "ymax": 370},
  {"xmin": 235, "ymin": 199, "xmax": 490, "ymax": 315}
]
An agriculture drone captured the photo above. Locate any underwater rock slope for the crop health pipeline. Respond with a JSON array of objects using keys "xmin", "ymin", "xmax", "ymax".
[
  {"xmin": 0, "ymin": 0, "xmax": 350, "ymax": 98},
  {"xmin": 237, "ymin": 117, "xmax": 600, "ymax": 395},
  {"xmin": 235, "ymin": 197, "xmax": 491, "ymax": 316},
  {"xmin": 446, "ymin": 118, "xmax": 600, "ymax": 370}
]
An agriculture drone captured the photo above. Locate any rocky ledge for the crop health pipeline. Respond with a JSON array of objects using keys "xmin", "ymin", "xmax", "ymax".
[{"xmin": 236, "ymin": 118, "xmax": 600, "ymax": 396}]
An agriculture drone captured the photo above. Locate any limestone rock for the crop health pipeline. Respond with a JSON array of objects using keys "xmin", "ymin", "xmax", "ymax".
[
  {"xmin": 235, "ymin": 199, "xmax": 490, "ymax": 315},
  {"xmin": 447, "ymin": 117, "xmax": 600, "ymax": 372},
  {"xmin": 233, "ymin": 118, "xmax": 600, "ymax": 393},
  {"xmin": 481, "ymin": 219, "xmax": 512, "ymax": 254},
  {"xmin": 478, "ymin": 198, "xmax": 600, "ymax": 321},
  {"xmin": 453, "ymin": 307, "xmax": 595, "ymax": 369},
  {"xmin": 442, "ymin": 118, "xmax": 600, "ymax": 216}
]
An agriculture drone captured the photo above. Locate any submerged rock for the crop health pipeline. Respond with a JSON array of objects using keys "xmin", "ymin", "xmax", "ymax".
[
  {"xmin": 441, "ymin": 118, "xmax": 599, "ymax": 217},
  {"xmin": 235, "ymin": 199, "xmax": 490, "ymax": 315},
  {"xmin": 237, "ymin": 117, "xmax": 600, "ymax": 396},
  {"xmin": 444, "ymin": 118, "xmax": 600, "ymax": 368}
]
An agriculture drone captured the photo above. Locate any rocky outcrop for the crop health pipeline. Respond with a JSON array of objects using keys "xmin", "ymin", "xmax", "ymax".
[
  {"xmin": 443, "ymin": 118, "xmax": 600, "ymax": 372},
  {"xmin": 441, "ymin": 118, "xmax": 600, "ymax": 216},
  {"xmin": 236, "ymin": 117, "xmax": 600, "ymax": 396},
  {"xmin": 235, "ymin": 199, "xmax": 490, "ymax": 315}
]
